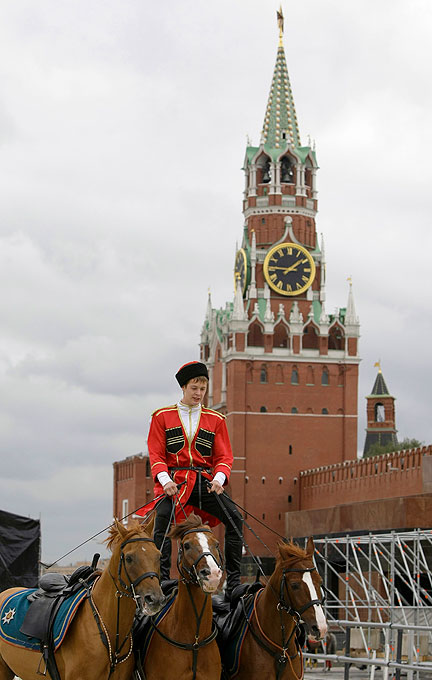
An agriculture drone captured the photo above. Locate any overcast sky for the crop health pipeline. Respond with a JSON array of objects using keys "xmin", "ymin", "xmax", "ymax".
[{"xmin": 0, "ymin": 0, "xmax": 431, "ymax": 565}]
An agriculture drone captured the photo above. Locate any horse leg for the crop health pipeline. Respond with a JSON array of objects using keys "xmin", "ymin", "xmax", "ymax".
[{"xmin": 0, "ymin": 654, "xmax": 14, "ymax": 680}]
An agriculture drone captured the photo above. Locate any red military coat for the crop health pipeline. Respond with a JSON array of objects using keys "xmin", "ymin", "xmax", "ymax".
[{"xmin": 145, "ymin": 404, "xmax": 233, "ymax": 523}]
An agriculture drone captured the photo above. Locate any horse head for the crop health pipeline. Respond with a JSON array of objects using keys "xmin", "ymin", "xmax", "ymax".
[
  {"xmin": 106, "ymin": 517, "xmax": 166, "ymax": 616},
  {"xmin": 169, "ymin": 514, "xmax": 223, "ymax": 594},
  {"xmin": 275, "ymin": 537, "xmax": 328, "ymax": 641}
]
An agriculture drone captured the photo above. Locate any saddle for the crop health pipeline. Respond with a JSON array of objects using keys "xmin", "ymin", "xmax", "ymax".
[{"xmin": 20, "ymin": 555, "xmax": 101, "ymax": 680}]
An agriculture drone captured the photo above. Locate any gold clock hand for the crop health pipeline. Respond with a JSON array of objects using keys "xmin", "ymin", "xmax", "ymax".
[
  {"xmin": 284, "ymin": 261, "xmax": 302, "ymax": 274},
  {"xmin": 268, "ymin": 264, "xmax": 301, "ymax": 272}
]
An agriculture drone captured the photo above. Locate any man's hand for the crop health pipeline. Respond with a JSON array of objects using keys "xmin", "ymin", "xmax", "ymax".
[
  {"xmin": 208, "ymin": 479, "xmax": 224, "ymax": 495},
  {"xmin": 163, "ymin": 480, "xmax": 178, "ymax": 497}
]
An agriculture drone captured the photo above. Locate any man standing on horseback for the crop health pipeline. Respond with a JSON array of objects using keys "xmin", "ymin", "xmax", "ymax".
[{"xmin": 148, "ymin": 361, "xmax": 243, "ymax": 599}]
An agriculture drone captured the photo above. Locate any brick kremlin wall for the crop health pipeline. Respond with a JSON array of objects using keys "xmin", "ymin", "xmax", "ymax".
[
  {"xmin": 299, "ymin": 446, "xmax": 432, "ymax": 509},
  {"xmin": 286, "ymin": 446, "xmax": 432, "ymax": 538}
]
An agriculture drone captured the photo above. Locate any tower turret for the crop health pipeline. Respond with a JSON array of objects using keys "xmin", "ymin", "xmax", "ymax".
[{"xmin": 363, "ymin": 363, "xmax": 398, "ymax": 457}]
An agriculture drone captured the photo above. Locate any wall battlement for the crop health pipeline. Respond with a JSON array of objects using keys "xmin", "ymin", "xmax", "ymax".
[{"xmin": 300, "ymin": 446, "xmax": 432, "ymax": 510}]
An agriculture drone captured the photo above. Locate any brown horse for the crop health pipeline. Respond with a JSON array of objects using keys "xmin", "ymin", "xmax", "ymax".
[
  {"xmin": 0, "ymin": 518, "xmax": 165, "ymax": 680},
  {"xmin": 138, "ymin": 514, "xmax": 223, "ymax": 680},
  {"xmin": 224, "ymin": 537, "xmax": 327, "ymax": 680}
]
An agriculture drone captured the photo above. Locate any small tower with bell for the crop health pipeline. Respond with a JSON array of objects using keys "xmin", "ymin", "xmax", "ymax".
[{"xmin": 363, "ymin": 362, "xmax": 398, "ymax": 457}]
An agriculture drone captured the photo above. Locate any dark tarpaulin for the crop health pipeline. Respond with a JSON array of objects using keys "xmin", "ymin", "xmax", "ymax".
[{"xmin": 0, "ymin": 509, "xmax": 40, "ymax": 590}]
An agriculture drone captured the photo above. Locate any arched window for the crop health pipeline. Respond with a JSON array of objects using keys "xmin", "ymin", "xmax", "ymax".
[
  {"xmin": 274, "ymin": 321, "xmax": 289, "ymax": 348},
  {"xmin": 291, "ymin": 367, "xmax": 299, "ymax": 385},
  {"xmin": 256, "ymin": 153, "xmax": 271, "ymax": 184},
  {"xmin": 281, "ymin": 156, "xmax": 295, "ymax": 183},
  {"xmin": 322, "ymin": 367, "xmax": 329, "ymax": 386},
  {"xmin": 322, "ymin": 408, "xmax": 329, "ymax": 415},
  {"xmin": 375, "ymin": 403, "xmax": 385, "ymax": 422},
  {"xmin": 328, "ymin": 324, "xmax": 345, "ymax": 351},
  {"xmin": 248, "ymin": 321, "xmax": 264, "ymax": 347},
  {"xmin": 303, "ymin": 323, "xmax": 319, "ymax": 350},
  {"xmin": 260, "ymin": 406, "xmax": 267, "ymax": 413},
  {"xmin": 306, "ymin": 365, "xmax": 314, "ymax": 385},
  {"xmin": 291, "ymin": 407, "xmax": 298, "ymax": 414},
  {"xmin": 276, "ymin": 364, "xmax": 284, "ymax": 384},
  {"xmin": 260, "ymin": 365, "xmax": 268, "ymax": 383}
]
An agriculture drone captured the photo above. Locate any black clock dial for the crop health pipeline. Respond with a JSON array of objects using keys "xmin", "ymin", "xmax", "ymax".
[
  {"xmin": 234, "ymin": 248, "xmax": 248, "ymax": 294},
  {"xmin": 263, "ymin": 242, "xmax": 315, "ymax": 296}
]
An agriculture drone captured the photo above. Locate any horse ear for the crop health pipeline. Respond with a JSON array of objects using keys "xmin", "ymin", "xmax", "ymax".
[
  {"xmin": 142, "ymin": 512, "xmax": 155, "ymax": 537},
  {"xmin": 306, "ymin": 536, "xmax": 315, "ymax": 556},
  {"xmin": 114, "ymin": 518, "xmax": 128, "ymax": 537}
]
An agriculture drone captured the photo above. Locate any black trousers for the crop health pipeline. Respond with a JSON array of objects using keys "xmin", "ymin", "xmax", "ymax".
[{"xmin": 154, "ymin": 476, "xmax": 243, "ymax": 591}]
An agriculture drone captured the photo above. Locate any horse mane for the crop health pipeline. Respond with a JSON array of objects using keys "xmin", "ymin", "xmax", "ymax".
[
  {"xmin": 105, "ymin": 519, "xmax": 149, "ymax": 552},
  {"xmin": 169, "ymin": 513, "xmax": 208, "ymax": 541},
  {"xmin": 276, "ymin": 540, "xmax": 309, "ymax": 568}
]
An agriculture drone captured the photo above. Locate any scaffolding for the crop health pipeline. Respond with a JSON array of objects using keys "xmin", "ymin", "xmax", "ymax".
[{"xmin": 309, "ymin": 529, "xmax": 432, "ymax": 679}]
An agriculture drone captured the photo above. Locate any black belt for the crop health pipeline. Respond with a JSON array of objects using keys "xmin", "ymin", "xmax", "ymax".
[{"xmin": 169, "ymin": 466, "xmax": 212, "ymax": 509}]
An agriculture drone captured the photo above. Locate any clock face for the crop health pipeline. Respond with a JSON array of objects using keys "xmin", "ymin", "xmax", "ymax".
[
  {"xmin": 263, "ymin": 242, "xmax": 316, "ymax": 296},
  {"xmin": 234, "ymin": 248, "xmax": 248, "ymax": 294}
]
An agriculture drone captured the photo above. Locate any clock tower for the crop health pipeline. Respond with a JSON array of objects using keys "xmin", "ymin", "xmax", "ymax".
[{"xmin": 200, "ymin": 10, "xmax": 361, "ymax": 553}]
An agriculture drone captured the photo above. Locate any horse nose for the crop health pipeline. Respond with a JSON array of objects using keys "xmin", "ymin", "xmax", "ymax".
[
  {"xmin": 309, "ymin": 624, "xmax": 321, "ymax": 640},
  {"xmin": 144, "ymin": 592, "xmax": 166, "ymax": 607},
  {"xmin": 198, "ymin": 566, "xmax": 211, "ymax": 579}
]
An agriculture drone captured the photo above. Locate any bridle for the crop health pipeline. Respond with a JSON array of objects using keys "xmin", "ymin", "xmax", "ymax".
[
  {"xmin": 90, "ymin": 535, "xmax": 162, "ymax": 679},
  {"xmin": 278, "ymin": 566, "xmax": 326, "ymax": 620},
  {"xmin": 176, "ymin": 527, "xmax": 224, "ymax": 585},
  {"xmin": 150, "ymin": 528, "xmax": 222, "ymax": 680},
  {"xmin": 242, "ymin": 563, "xmax": 326, "ymax": 680},
  {"xmin": 116, "ymin": 536, "xmax": 161, "ymax": 603}
]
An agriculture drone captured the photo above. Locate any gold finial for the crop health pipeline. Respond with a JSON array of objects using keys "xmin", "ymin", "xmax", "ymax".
[
  {"xmin": 374, "ymin": 360, "xmax": 382, "ymax": 373},
  {"xmin": 347, "ymin": 275, "xmax": 352, "ymax": 286},
  {"xmin": 277, "ymin": 6, "xmax": 284, "ymax": 47}
]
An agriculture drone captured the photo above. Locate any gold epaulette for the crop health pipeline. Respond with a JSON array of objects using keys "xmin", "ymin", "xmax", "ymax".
[
  {"xmin": 151, "ymin": 404, "xmax": 177, "ymax": 417},
  {"xmin": 202, "ymin": 407, "xmax": 226, "ymax": 420}
]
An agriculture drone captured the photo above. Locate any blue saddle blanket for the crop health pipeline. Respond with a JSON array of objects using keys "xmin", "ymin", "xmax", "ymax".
[{"xmin": 0, "ymin": 587, "xmax": 87, "ymax": 651}]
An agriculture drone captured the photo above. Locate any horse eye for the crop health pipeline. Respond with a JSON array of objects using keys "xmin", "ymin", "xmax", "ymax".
[
  {"xmin": 125, "ymin": 554, "xmax": 133, "ymax": 564},
  {"xmin": 184, "ymin": 542, "xmax": 190, "ymax": 550}
]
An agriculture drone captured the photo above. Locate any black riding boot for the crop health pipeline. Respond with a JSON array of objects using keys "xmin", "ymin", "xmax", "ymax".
[
  {"xmin": 154, "ymin": 499, "xmax": 173, "ymax": 582},
  {"xmin": 224, "ymin": 517, "xmax": 243, "ymax": 598}
]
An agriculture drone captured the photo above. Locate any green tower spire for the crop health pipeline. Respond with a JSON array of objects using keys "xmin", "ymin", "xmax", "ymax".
[{"xmin": 261, "ymin": 7, "xmax": 300, "ymax": 149}]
